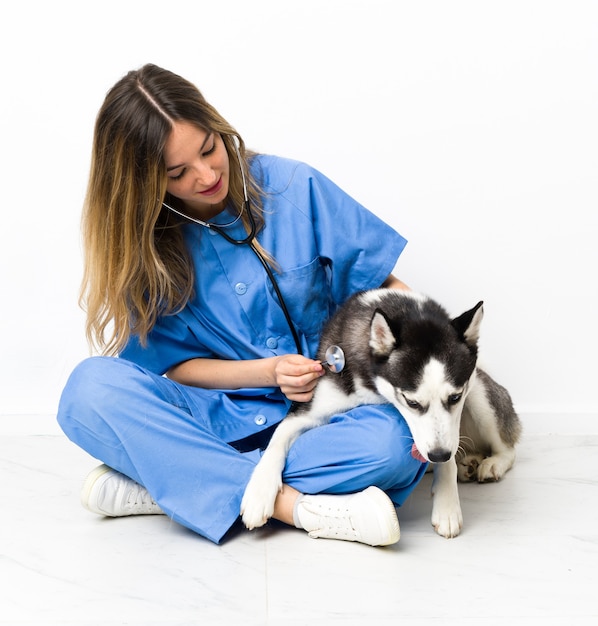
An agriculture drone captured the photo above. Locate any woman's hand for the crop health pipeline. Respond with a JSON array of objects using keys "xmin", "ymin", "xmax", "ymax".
[{"xmin": 272, "ymin": 354, "xmax": 324, "ymax": 403}]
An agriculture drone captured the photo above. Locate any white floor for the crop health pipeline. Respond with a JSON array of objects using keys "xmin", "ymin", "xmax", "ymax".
[{"xmin": 1, "ymin": 415, "xmax": 597, "ymax": 625}]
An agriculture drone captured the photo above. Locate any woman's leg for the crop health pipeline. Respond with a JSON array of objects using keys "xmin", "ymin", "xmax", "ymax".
[
  {"xmin": 276, "ymin": 405, "xmax": 426, "ymax": 545},
  {"xmin": 282, "ymin": 403, "xmax": 428, "ymax": 506},
  {"xmin": 58, "ymin": 358, "xmax": 425, "ymax": 545},
  {"xmin": 57, "ymin": 356, "xmax": 264, "ymax": 544}
]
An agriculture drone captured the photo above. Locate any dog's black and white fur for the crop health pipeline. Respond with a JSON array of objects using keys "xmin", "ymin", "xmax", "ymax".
[{"xmin": 240, "ymin": 289, "xmax": 521, "ymax": 538}]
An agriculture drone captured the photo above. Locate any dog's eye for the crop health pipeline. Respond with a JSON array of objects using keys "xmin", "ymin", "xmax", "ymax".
[
  {"xmin": 447, "ymin": 393, "xmax": 463, "ymax": 406},
  {"xmin": 403, "ymin": 395, "xmax": 422, "ymax": 410}
]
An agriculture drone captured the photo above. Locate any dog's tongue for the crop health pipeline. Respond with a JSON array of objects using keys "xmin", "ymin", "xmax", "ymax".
[{"xmin": 411, "ymin": 443, "xmax": 428, "ymax": 463}]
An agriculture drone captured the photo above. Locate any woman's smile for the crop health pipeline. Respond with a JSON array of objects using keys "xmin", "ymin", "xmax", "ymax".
[{"xmin": 198, "ymin": 176, "xmax": 224, "ymax": 197}]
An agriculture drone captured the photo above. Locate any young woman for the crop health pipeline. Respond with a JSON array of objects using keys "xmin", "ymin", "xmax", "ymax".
[{"xmin": 57, "ymin": 64, "xmax": 427, "ymax": 546}]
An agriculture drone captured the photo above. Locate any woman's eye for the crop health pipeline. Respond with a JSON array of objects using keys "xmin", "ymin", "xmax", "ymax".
[
  {"xmin": 203, "ymin": 142, "xmax": 216, "ymax": 156},
  {"xmin": 169, "ymin": 169, "xmax": 185, "ymax": 181}
]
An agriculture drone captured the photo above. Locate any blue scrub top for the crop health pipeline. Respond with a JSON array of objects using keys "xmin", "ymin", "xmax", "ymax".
[{"xmin": 120, "ymin": 155, "xmax": 407, "ymax": 439}]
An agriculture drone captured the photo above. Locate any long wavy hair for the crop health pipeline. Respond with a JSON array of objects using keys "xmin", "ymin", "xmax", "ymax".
[{"xmin": 81, "ymin": 63, "xmax": 265, "ymax": 355}]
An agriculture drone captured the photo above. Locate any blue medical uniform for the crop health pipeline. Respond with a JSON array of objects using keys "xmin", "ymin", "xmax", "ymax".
[{"xmin": 58, "ymin": 155, "xmax": 427, "ymax": 543}]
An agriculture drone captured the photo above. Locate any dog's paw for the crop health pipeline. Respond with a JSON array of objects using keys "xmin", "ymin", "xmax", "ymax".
[
  {"xmin": 477, "ymin": 456, "xmax": 507, "ymax": 482},
  {"xmin": 457, "ymin": 453, "xmax": 484, "ymax": 482},
  {"xmin": 240, "ymin": 468, "xmax": 283, "ymax": 530},
  {"xmin": 431, "ymin": 503, "xmax": 463, "ymax": 538}
]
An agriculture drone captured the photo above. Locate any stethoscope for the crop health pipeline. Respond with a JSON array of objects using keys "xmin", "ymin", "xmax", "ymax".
[{"xmin": 160, "ymin": 138, "xmax": 345, "ymax": 373}]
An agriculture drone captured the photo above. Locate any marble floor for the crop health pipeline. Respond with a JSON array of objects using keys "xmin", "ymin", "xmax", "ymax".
[{"xmin": 1, "ymin": 414, "xmax": 597, "ymax": 625}]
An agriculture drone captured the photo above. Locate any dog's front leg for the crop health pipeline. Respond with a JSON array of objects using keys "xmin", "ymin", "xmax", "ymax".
[
  {"xmin": 431, "ymin": 459, "xmax": 463, "ymax": 538},
  {"xmin": 241, "ymin": 414, "xmax": 316, "ymax": 530}
]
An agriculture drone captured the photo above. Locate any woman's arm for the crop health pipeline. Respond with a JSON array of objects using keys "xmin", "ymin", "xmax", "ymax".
[
  {"xmin": 168, "ymin": 274, "xmax": 408, "ymax": 400},
  {"xmin": 382, "ymin": 273, "xmax": 411, "ymax": 290},
  {"xmin": 167, "ymin": 354, "xmax": 324, "ymax": 403}
]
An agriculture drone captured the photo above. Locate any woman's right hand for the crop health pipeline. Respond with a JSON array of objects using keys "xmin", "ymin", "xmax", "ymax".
[
  {"xmin": 167, "ymin": 354, "xmax": 324, "ymax": 401},
  {"xmin": 273, "ymin": 354, "xmax": 324, "ymax": 403}
]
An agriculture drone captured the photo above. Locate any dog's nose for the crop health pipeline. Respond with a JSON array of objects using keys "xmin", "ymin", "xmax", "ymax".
[{"xmin": 428, "ymin": 448, "xmax": 452, "ymax": 463}]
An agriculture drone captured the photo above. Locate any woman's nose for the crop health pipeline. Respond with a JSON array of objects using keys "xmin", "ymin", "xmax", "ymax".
[{"xmin": 192, "ymin": 162, "xmax": 217, "ymax": 187}]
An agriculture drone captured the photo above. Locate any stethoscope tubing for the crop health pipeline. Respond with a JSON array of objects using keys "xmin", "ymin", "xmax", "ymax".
[{"xmin": 160, "ymin": 141, "xmax": 304, "ymax": 355}]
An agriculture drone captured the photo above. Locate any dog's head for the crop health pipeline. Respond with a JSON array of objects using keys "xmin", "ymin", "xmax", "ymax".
[{"xmin": 370, "ymin": 300, "xmax": 484, "ymax": 464}]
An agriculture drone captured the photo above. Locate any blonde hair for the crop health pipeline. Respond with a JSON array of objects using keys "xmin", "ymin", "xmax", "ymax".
[{"xmin": 81, "ymin": 64, "xmax": 265, "ymax": 354}]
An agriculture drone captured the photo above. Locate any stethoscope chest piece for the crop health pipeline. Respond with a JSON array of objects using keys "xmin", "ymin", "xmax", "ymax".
[{"xmin": 324, "ymin": 345, "xmax": 345, "ymax": 374}]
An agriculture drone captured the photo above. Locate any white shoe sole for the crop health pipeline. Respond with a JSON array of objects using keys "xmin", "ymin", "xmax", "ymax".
[{"xmin": 81, "ymin": 464, "xmax": 114, "ymax": 515}]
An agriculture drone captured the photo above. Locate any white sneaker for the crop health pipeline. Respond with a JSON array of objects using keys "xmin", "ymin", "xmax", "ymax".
[
  {"xmin": 294, "ymin": 486, "xmax": 400, "ymax": 546},
  {"xmin": 81, "ymin": 464, "xmax": 164, "ymax": 517}
]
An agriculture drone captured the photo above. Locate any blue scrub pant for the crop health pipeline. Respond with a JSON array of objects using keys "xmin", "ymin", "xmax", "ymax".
[{"xmin": 57, "ymin": 357, "xmax": 427, "ymax": 544}]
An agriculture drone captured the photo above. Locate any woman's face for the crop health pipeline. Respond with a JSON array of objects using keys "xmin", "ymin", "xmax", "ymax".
[{"xmin": 164, "ymin": 121, "xmax": 230, "ymax": 220}]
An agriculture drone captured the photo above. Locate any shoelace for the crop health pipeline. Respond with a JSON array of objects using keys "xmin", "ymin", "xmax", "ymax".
[
  {"xmin": 123, "ymin": 485, "xmax": 159, "ymax": 511},
  {"xmin": 308, "ymin": 506, "xmax": 359, "ymax": 539}
]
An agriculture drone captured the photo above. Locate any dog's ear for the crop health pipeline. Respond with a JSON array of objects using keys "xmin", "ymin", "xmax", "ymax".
[
  {"xmin": 451, "ymin": 301, "xmax": 484, "ymax": 348},
  {"xmin": 369, "ymin": 309, "xmax": 397, "ymax": 357}
]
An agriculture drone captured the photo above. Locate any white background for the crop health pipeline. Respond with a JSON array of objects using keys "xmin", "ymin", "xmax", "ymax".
[{"xmin": 1, "ymin": 0, "xmax": 596, "ymax": 418}]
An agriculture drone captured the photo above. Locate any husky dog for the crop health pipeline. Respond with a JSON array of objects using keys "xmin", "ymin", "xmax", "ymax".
[{"xmin": 241, "ymin": 289, "xmax": 521, "ymax": 539}]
